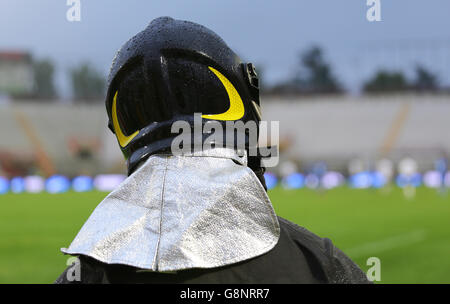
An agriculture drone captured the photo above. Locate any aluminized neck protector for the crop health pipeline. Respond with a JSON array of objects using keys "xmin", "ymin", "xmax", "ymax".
[{"xmin": 62, "ymin": 148, "xmax": 280, "ymax": 272}]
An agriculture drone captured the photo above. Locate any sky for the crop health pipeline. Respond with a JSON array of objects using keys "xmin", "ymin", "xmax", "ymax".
[{"xmin": 1, "ymin": 0, "xmax": 450, "ymax": 99}]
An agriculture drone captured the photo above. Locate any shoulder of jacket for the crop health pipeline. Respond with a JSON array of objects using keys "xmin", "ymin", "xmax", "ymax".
[
  {"xmin": 277, "ymin": 216, "xmax": 371, "ymax": 284},
  {"xmin": 278, "ymin": 216, "xmax": 329, "ymax": 251}
]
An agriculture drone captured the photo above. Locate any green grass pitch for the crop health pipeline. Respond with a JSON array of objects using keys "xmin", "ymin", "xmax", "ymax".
[{"xmin": 0, "ymin": 187, "xmax": 449, "ymax": 283}]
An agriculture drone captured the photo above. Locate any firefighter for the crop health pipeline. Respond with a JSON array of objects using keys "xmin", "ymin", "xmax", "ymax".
[{"xmin": 55, "ymin": 17, "xmax": 370, "ymax": 284}]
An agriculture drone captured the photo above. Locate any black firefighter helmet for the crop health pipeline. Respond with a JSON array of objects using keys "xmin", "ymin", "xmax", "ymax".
[{"xmin": 105, "ymin": 17, "xmax": 262, "ymax": 175}]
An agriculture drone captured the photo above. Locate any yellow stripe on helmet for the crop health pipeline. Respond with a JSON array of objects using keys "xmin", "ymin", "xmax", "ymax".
[
  {"xmin": 112, "ymin": 91, "xmax": 139, "ymax": 147},
  {"xmin": 201, "ymin": 66, "xmax": 245, "ymax": 121}
]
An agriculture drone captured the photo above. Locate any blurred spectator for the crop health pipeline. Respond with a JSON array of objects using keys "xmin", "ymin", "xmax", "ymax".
[
  {"xmin": 348, "ymin": 158, "xmax": 365, "ymax": 176},
  {"xmin": 435, "ymin": 157, "xmax": 448, "ymax": 195},
  {"xmin": 398, "ymin": 157, "xmax": 419, "ymax": 199},
  {"xmin": 279, "ymin": 160, "xmax": 298, "ymax": 178}
]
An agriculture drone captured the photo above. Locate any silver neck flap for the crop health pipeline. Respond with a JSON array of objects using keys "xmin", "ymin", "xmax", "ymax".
[{"xmin": 62, "ymin": 148, "xmax": 280, "ymax": 272}]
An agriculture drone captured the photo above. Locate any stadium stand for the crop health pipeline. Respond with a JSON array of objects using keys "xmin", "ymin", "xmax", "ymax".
[{"xmin": 0, "ymin": 94, "xmax": 449, "ymax": 176}]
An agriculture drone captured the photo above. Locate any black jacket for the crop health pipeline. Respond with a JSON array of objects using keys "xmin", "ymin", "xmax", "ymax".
[{"xmin": 55, "ymin": 216, "xmax": 370, "ymax": 284}]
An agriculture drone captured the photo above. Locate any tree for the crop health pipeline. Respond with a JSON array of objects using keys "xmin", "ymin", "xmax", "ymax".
[
  {"xmin": 294, "ymin": 46, "xmax": 342, "ymax": 94},
  {"xmin": 33, "ymin": 59, "xmax": 57, "ymax": 99},
  {"xmin": 70, "ymin": 62, "xmax": 105, "ymax": 102},
  {"xmin": 363, "ymin": 70, "xmax": 409, "ymax": 93},
  {"xmin": 412, "ymin": 65, "xmax": 438, "ymax": 92}
]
